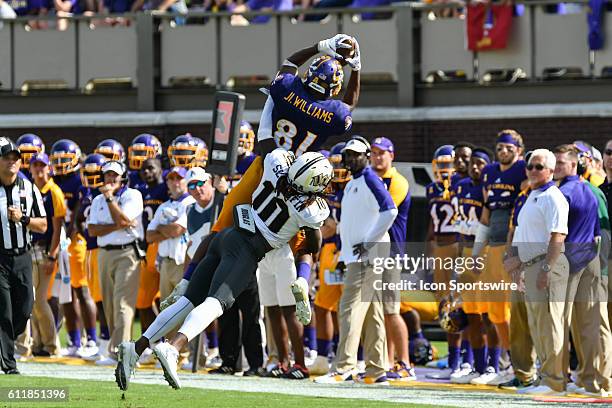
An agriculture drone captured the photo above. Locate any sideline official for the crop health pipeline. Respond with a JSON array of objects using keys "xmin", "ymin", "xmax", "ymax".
[{"xmin": 0, "ymin": 137, "xmax": 47, "ymax": 374}]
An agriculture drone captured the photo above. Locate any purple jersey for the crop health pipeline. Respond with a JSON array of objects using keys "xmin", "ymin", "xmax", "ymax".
[
  {"xmin": 269, "ymin": 73, "xmax": 352, "ymax": 155},
  {"xmin": 426, "ymin": 181, "xmax": 456, "ymax": 236},
  {"xmin": 78, "ymin": 186, "xmax": 100, "ymax": 250},
  {"xmin": 54, "ymin": 172, "xmax": 82, "ymax": 225},
  {"xmin": 141, "ymin": 182, "xmax": 169, "ymax": 231},
  {"xmin": 482, "ymin": 160, "xmax": 527, "ymax": 211},
  {"xmin": 128, "ymin": 170, "xmax": 147, "ymax": 191},
  {"xmin": 453, "ymin": 178, "xmax": 485, "ymax": 241}
]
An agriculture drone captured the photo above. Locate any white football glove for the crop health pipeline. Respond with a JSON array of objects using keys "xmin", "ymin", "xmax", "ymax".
[
  {"xmin": 317, "ymin": 34, "xmax": 353, "ymax": 60},
  {"xmin": 160, "ymin": 279, "xmax": 189, "ymax": 311},
  {"xmin": 345, "ymin": 37, "xmax": 361, "ymax": 71}
]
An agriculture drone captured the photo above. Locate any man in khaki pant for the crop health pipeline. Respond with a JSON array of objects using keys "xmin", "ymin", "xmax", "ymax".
[
  {"xmin": 146, "ymin": 167, "xmax": 194, "ymax": 304},
  {"xmin": 87, "ymin": 161, "xmax": 143, "ymax": 365},
  {"xmin": 314, "ymin": 137, "xmax": 397, "ymax": 385},
  {"xmin": 508, "ymin": 149, "xmax": 569, "ymax": 395}
]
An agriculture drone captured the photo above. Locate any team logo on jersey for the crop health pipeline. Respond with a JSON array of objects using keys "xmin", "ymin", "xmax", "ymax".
[{"xmin": 345, "ymin": 116, "xmax": 352, "ymax": 131}]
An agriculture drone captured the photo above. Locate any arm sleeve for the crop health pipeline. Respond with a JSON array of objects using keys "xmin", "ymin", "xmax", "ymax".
[
  {"xmin": 364, "ymin": 208, "xmax": 398, "ymax": 245},
  {"xmin": 121, "ymin": 189, "xmax": 143, "ymax": 221},
  {"xmin": 257, "ymin": 95, "xmax": 274, "ymax": 142},
  {"xmin": 363, "ymin": 170, "xmax": 396, "ymax": 213}
]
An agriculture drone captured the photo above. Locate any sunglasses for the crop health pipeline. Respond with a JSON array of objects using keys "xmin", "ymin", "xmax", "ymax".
[
  {"xmin": 188, "ymin": 180, "xmax": 206, "ymax": 190},
  {"xmin": 526, "ymin": 163, "xmax": 545, "ymax": 171},
  {"xmin": 605, "ymin": 149, "xmax": 612, "ymax": 156}
]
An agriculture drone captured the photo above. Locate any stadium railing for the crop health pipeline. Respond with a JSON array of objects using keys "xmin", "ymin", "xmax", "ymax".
[{"xmin": 0, "ymin": 1, "xmax": 610, "ymax": 110}]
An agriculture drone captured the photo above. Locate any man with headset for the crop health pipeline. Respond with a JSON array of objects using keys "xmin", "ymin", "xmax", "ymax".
[
  {"xmin": 87, "ymin": 161, "xmax": 144, "ymax": 365},
  {"xmin": 315, "ymin": 136, "xmax": 398, "ymax": 385}
]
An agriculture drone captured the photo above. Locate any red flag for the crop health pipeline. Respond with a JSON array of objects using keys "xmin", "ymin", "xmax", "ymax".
[{"xmin": 466, "ymin": 3, "xmax": 513, "ymax": 51}]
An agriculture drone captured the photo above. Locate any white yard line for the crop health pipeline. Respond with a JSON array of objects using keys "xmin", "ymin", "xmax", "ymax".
[{"xmin": 16, "ymin": 362, "xmax": 584, "ymax": 408}]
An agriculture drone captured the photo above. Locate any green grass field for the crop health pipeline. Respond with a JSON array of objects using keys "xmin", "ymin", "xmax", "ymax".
[{"xmin": 0, "ymin": 376, "xmax": 438, "ymax": 408}]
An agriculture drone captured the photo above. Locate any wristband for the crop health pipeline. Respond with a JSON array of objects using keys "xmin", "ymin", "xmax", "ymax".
[
  {"xmin": 47, "ymin": 255, "xmax": 57, "ymax": 262},
  {"xmin": 106, "ymin": 196, "xmax": 114, "ymax": 203},
  {"xmin": 20, "ymin": 215, "xmax": 30, "ymax": 226}
]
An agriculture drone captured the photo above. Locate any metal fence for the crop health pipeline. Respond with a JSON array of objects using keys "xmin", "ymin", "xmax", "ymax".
[{"xmin": 0, "ymin": 1, "xmax": 610, "ymax": 110}]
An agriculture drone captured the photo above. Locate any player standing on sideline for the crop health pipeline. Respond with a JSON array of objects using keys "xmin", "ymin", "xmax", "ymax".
[
  {"xmin": 50, "ymin": 139, "xmax": 98, "ymax": 357},
  {"xmin": 425, "ymin": 145, "xmax": 463, "ymax": 377},
  {"xmin": 471, "ymin": 130, "xmax": 528, "ymax": 385},
  {"xmin": 115, "ymin": 150, "xmax": 332, "ymax": 390},
  {"xmin": 94, "ymin": 139, "xmax": 125, "ymax": 163},
  {"xmin": 450, "ymin": 147, "xmax": 494, "ymax": 384},
  {"xmin": 451, "ymin": 142, "xmax": 474, "ymax": 185},
  {"xmin": 135, "ymin": 158, "xmax": 168, "ymax": 345},
  {"xmin": 126, "ymin": 134, "xmax": 163, "ymax": 191},
  {"xmin": 369, "ymin": 136, "xmax": 416, "ymax": 381}
]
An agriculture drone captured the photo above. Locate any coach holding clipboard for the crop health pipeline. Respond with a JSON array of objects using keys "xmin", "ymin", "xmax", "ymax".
[{"xmin": 0, "ymin": 137, "xmax": 47, "ymax": 374}]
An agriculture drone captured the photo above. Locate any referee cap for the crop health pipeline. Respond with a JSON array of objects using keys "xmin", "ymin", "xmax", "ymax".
[
  {"xmin": 0, "ymin": 137, "xmax": 19, "ymax": 157},
  {"xmin": 101, "ymin": 160, "xmax": 126, "ymax": 176}
]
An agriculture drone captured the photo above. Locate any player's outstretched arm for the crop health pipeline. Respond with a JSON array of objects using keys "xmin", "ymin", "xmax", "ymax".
[
  {"xmin": 343, "ymin": 69, "xmax": 360, "ymax": 111},
  {"xmin": 280, "ymin": 34, "xmax": 355, "ymax": 76}
]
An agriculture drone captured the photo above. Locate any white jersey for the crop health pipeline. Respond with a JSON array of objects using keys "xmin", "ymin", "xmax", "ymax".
[{"xmin": 252, "ymin": 148, "xmax": 329, "ymax": 249}]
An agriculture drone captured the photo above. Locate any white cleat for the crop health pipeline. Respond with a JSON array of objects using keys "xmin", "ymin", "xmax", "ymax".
[
  {"xmin": 115, "ymin": 342, "xmax": 139, "ymax": 391},
  {"xmin": 291, "ymin": 277, "xmax": 311, "ymax": 325},
  {"xmin": 153, "ymin": 342, "xmax": 181, "ymax": 389},
  {"xmin": 469, "ymin": 366, "xmax": 498, "ymax": 385},
  {"xmin": 77, "ymin": 340, "xmax": 100, "ymax": 359},
  {"xmin": 449, "ymin": 363, "xmax": 472, "ymax": 382}
]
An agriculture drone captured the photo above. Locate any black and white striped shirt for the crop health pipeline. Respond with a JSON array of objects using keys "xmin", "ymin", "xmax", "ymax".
[{"xmin": 0, "ymin": 176, "xmax": 45, "ymax": 252}]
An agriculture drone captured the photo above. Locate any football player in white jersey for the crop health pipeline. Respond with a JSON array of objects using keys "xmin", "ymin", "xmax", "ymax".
[{"xmin": 115, "ymin": 149, "xmax": 332, "ymax": 390}]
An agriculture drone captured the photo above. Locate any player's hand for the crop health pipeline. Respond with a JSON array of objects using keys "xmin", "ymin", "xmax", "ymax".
[
  {"xmin": 345, "ymin": 37, "xmax": 361, "ymax": 71},
  {"xmin": 160, "ymin": 279, "xmax": 189, "ymax": 311},
  {"xmin": 317, "ymin": 34, "xmax": 353, "ymax": 60}
]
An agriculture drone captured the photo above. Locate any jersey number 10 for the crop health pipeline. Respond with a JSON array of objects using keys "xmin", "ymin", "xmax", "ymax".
[{"xmin": 252, "ymin": 180, "xmax": 290, "ymax": 233}]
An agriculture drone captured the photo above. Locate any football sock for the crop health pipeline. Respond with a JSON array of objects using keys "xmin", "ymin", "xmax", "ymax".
[
  {"xmin": 86, "ymin": 328, "xmax": 97, "ymax": 343},
  {"xmin": 448, "ymin": 346, "xmax": 461, "ymax": 371},
  {"xmin": 461, "ymin": 339, "xmax": 474, "ymax": 366},
  {"xmin": 473, "ymin": 347, "xmax": 488, "ymax": 374},
  {"xmin": 488, "ymin": 346, "xmax": 501, "ymax": 372},
  {"xmin": 69, "ymin": 329, "xmax": 81, "ymax": 348},
  {"xmin": 143, "ymin": 296, "xmax": 194, "ymax": 343},
  {"xmin": 317, "ymin": 338, "xmax": 332, "ymax": 358},
  {"xmin": 304, "ymin": 326, "xmax": 316, "ymax": 350},
  {"xmin": 207, "ymin": 330, "xmax": 219, "ymax": 349},
  {"xmin": 179, "ymin": 297, "xmax": 224, "ymax": 342}
]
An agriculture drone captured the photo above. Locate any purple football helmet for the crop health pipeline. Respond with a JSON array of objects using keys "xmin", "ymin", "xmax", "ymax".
[
  {"xmin": 50, "ymin": 139, "xmax": 82, "ymax": 175},
  {"xmin": 128, "ymin": 134, "xmax": 162, "ymax": 170},
  {"xmin": 80, "ymin": 153, "xmax": 108, "ymax": 188},
  {"xmin": 16, "ymin": 133, "xmax": 45, "ymax": 169},
  {"xmin": 302, "ymin": 55, "xmax": 344, "ymax": 99},
  {"xmin": 95, "ymin": 139, "xmax": 125, "ymax": 162}
]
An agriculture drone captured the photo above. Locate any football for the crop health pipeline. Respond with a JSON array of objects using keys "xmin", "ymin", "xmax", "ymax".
[{"xmin": 336, "ymin": 36, "xmax": 356, "ymax": 63}]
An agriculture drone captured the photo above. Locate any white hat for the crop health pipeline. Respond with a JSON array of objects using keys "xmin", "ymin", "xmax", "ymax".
[
  {"xmin": 341, "ymin": 138, "xmax": 369, "ymax": 154},
  {"xmin": 185, "ymin": 167, "xmax": 210, "ymax": 184},
  {"xmin": 101, "ymin": 161, "xmax": 125, "ymax": 176},
  {"xmin": 592, "ymin": 147, "xmax": 603, "ymax": 162}
]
